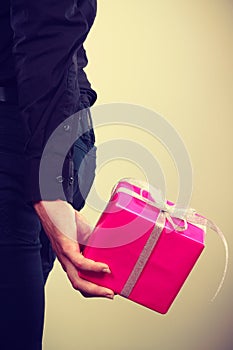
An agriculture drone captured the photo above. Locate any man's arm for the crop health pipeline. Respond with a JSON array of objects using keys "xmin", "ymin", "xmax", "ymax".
[
  {"xmin": 11, "ymin": 0, "xmax": 96, "ymax": 203},
  {"xmin": 10, "ymin": 0, "xmax": 114, "ymax": 298}
]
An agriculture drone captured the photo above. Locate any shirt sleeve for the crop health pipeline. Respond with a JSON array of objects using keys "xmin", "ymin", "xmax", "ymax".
[{"xmin": 10, "ymin": 0, "xmax": 97, "ymax": 204}]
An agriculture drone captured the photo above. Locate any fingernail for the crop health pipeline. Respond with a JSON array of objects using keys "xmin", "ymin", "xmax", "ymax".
[
  {"xmin": 102, "ymin": 267, "xmax": 111, "ymax": 274},
  {"xmin": 106, "ymin": 293, "xmax": 114, "ymax": 299}
]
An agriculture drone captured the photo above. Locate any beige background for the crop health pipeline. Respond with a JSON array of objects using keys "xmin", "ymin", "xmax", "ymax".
[{"xmin": 43, "ymin": 1, "xmax": 233, "ymax": 349}]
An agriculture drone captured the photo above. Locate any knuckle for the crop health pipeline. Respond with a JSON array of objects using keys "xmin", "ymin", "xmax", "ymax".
[
  {"xmin": 71, "ymin": 280, "xmax": 80, "ymax": 291},
  {"xmin": 75, "ymin": 255, "xmax": 85, "ymax": 269},
  {"xmin": 67, "ymin": 271, "xmax": 81, "ymax": 291},
  {"xmin": 86, "ymin": 285, "xmax": 99, "ymax": 296}
]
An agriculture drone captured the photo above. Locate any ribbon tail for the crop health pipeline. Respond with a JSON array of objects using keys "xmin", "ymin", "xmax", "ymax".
[{"xmin": 206, "ymin": 218, "xmax": 229, "ymax": 301}]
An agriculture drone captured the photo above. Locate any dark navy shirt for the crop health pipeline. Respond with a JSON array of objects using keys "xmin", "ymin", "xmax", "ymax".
[{"xmin": 0, "ymin": 0, "xmax": 97, "ymax": 203}]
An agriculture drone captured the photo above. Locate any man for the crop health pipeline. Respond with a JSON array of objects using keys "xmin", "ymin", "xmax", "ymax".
[{"xmin": 0, "ymin": 1, "xmax": 114, "ymax": 349}]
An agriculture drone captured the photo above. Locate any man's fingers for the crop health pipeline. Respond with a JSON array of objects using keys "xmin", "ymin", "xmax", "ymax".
[
  {"xmin": 50, "ymin": 231, "xmax": 112, "ymax": 274},
  {"xmin": 65, "ymin": 260, "xmax": 114, "ymax": 299},
  {"xmin": 65, "ymin": 248, "xmax": 111, "ymax": 274}
]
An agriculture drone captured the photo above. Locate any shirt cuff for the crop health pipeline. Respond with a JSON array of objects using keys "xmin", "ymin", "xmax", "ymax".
[{"xmin": 24, "ymin": 153, "xmax": 74, "ymax": 204}]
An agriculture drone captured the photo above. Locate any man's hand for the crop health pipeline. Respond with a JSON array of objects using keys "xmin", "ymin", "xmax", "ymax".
[{"xmin": 33, "ymin": 199, "xmax": 114, "ymax": 299}]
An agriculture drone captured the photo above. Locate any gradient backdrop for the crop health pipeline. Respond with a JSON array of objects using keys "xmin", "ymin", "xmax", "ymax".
[{"xmin": 43, "ymin": 1, "xmax": 233, "ymax": 349}]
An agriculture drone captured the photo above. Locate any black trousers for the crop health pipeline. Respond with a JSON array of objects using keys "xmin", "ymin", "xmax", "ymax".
[{"xmin": 0, "ymin": 101, "xmax": 96, "ymax": 350}]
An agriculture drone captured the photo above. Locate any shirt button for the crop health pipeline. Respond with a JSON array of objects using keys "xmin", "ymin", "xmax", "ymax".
[
  {"xmin": 63, "ymin": 124, "xmax": 70, "ymax": 131},
  {"xmin": 69, "ymin": 177, "xmax": 74, "ymax": 185},
  {"xmin": 56, "ymin": 175, "xmax": 64, "ymax": 183}
]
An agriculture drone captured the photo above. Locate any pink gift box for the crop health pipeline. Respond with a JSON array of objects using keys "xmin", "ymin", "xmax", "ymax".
[{"xmin": 79, "ymin": 179, "xmax": 205, "ymax": 314}]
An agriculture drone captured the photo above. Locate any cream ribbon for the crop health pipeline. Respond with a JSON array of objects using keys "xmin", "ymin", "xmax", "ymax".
[{"xmin": 113, "ymin": 179, "xmax": 228, "ymax": 302}]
